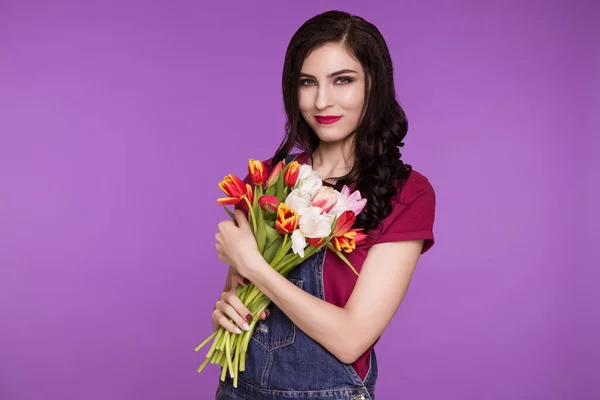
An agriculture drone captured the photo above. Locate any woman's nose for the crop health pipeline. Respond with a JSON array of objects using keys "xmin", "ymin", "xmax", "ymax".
[{"xmin": 315, "ymin": 86, "xmax": 334, "ymax": 110}]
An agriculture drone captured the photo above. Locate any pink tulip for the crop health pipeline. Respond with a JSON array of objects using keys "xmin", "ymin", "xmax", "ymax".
[{"xmin": 341, "ymin": 185, "xmax": 366, "ymax": 216}]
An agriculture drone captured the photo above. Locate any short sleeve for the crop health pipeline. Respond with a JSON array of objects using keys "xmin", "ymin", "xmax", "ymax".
[{"xmin": 374, "ymin": 185, "xmax": 436, "ymax": 254}]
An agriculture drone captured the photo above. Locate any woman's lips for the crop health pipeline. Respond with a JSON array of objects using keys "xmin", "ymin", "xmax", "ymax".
[{"xmin": 315, "ymin": 115, "xmax": 342, "ymax": 124}]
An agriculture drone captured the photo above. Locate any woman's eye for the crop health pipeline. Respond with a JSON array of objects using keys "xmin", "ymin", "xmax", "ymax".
[{"xmin": 299, "ymin": 77, "xmax": 353, "ymax": 86}]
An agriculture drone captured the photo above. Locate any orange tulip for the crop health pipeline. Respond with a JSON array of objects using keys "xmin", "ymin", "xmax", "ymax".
[
  {"xmin": 248, "ymin": 159, "xmax": 267, "ymax": 185},
  {"xmin": 275, "ymin": 203, "xmax": 299, "ymax": 234},
  {"xmin": 283, "ymin": 161, "xmax": 300, "ymax": 186},
  {"xmin": 266, "ymin": 161, "xmax": 284, "ymax": 187},
  {"xmin": 217, "ymin": 174, "xmax": 247, "ymax": 205},
  {"xmin": 332, "ymin": 229, "xmax": 366, "ymax": 253},
  {"xmin": 332, "ymin": 234, "xmax": 356, "ymax": 253},
  {"xmin": 332, "ymin": 210, "xmax": 356, "ymax": 237}
]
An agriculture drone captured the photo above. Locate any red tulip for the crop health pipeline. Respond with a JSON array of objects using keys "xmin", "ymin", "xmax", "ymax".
[
  {"xmin": 248, "ymin": 159, "xmax": 267, "ymax": 185},
  {"xmin": 217, "ymin": 174, "xmax": 247, "ymax": 205},
  {"xmin": 240, "ymin": 184, "xmax": 254, "ymax": 211},
  {"xmin": 266, "ymin": 161, "xmax": 284, "ymax": 187},
  {"xmin": 259, "ymin": 195, "xmax": 279, "ymax": 212},
  {"xmin": 307, "ymin": 237, "xmax": 325, "ymax": 247},
  {"xmin": 331, "ymin": 210, "xmax": 356, "ymax": 237},
  {"xmin": 284, "ymin": 161, "xmax": 300, "ymax": 187},
  {"xmin": 353, "ymin": 230, "xmax": 368, "ymax": 245}
]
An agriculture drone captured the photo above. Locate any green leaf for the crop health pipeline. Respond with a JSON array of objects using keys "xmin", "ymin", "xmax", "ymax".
[
  {"xmin": 275, "ymin": 172, "xmax": 285, "ymax": 200},
  {"xmin": 264, "ymin": 223, "xmax": 280, "ymax": 244},
  {"xmin": 263, "ymin": 236, "xmax": 283, "ymax": 263},
  {"xmin": 223, "ymin": 205, "xmax": 235, "ymax": 219},
  {"xmin": 256, "ymin": 214, "xmax": 267, "ymax": 254},
  {"xmin": 270, "ymin": 235, "xmax": 293, "ymax": 268},
  {"xmin": 252, "ymin": 186, "xmax": 260, "ymax": 209},
  {"xmin": 265, "ymin": 185, "xmax": 276, "ymax": 197},
  {"xmin": 265, "ymin": 220, "xmax": 276, "ymax": 229},
  {"xmin": 327, "ymin": 242, "xmax": 359, "ymax": 276}
]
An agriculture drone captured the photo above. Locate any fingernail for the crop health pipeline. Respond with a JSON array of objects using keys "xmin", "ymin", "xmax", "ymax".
[
  {"xmin": 234, "ymin": 327, "xmax": 242, "ymax": 334},
  {"xmin": 242, "ymin": 323, "xmax": 250, "ymax": 331},
  {"xmin": 245, "ymin": 313, "xmax": 253, "ymax": 322},
  {"xmin": 265, "ymin": 309, "xmax": 270, "ymax": 317},
  {"xmin": 242, "ymin": 278, "xmax": 250, "ymax": 285}
]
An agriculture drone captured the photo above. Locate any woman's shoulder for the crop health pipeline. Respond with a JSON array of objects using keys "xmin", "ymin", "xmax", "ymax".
[{"xmin": 394, "ymin": 168, "xmax": 435, "ymax": 204}]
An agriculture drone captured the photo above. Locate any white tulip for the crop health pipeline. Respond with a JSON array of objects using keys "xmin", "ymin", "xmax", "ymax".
[
  {"xmin": 298, "ymin": 207, "xmax": 334, "ymax": 238},
  {"xmin": 297, "ymin": 165, "xmax": 322, "ymax": 195},
  {"xmin": 327, "ymin": 191, "xmax": 349, "ymax": 217},
  {"xmin": 291, "ymin": 229, "xmax": 307, "ymax": 258},
  {"xmin": 284, "ymin": 189, "xmax": 312, "ymax": 214},
  {"xmin": 298, "ymin": 164, "xmax": 319, "ymax": 181}
]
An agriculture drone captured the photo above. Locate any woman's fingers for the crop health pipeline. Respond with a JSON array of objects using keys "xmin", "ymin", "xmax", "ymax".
[
  {"xmin": 222, "ymin": 291, "xmax": 253, "ymax": 324},
  {"xmin": 259, "ymin": 309, "xmax": 270, "ymax": 320},
  {"xmin": 216, "ymin": 292, "xmax": 253, "ymax": 331},
  {"xmin": 212, "ymin": 309, "xmax": 242, "ymax": 334}
]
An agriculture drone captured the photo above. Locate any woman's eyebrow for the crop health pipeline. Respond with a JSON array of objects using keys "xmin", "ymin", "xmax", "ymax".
[{"xmin": 299, "ymin": 69, "xmax": 358, "ymax": 79}]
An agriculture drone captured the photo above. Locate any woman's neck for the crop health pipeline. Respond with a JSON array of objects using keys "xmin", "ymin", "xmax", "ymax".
[{"xmin": 309, "ymin": 142, "xmax": 354, "ymax": 182}]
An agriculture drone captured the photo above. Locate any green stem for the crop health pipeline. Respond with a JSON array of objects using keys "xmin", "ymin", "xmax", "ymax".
[
  {"xmin": 327, "ymin": 243, "xmax": 359, "ymax": 276},
  {"xmin": 243, "ymin": 196, "xmax": 257, "ymax": 233},
  {"xmin": 194, "ymin": 330, "xmax": 217, "ymax": 352}
]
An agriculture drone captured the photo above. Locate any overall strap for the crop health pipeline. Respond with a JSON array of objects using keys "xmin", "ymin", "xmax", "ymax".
[{"xmin": 284, "ymin": 152, "xmax": 301, "ymax": 164}]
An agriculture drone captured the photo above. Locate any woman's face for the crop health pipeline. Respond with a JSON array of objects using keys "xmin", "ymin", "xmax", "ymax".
[{"xmin": 298, "ymin": 42, "xmax": 366, "ymax": 144}]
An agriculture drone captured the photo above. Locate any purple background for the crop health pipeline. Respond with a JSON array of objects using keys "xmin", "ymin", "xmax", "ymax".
[{"xmin": 1, "ymin": 0, "xmax": 598, "ymax": 399}]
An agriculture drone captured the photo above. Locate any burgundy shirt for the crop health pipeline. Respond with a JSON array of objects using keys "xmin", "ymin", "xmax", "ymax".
[{"xmin": 243, "ymin": 151, "xmax": 436, "ymax": 380}]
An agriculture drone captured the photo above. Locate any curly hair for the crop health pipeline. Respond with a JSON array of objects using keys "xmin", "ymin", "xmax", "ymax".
[{"xmin": 272, "ymin": 10, "xmax": 412, "ymax": 233}]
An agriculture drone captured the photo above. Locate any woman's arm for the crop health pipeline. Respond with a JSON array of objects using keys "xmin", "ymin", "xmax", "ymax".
[{"xmin": 243, "ymin": 239, "xmax": 424, "ymax": 364}]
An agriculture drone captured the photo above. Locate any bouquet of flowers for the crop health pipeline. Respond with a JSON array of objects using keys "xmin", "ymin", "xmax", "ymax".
[{"xmin": 195, "ymin": 157, "xmax": 367, "ymax": 387}]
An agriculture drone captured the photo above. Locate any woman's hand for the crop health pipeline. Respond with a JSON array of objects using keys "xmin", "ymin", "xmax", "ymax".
[
  {"xmin": 212, "ymin": 278, "xmax": 270, "ymax": 333},
  {"xmin": 215, "ymin": 209, "xmax": 261, "ymax": 277}
]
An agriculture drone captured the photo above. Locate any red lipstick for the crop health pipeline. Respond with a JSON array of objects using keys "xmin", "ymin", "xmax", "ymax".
[{"xmin": 315, "ymin": 115, "xmax": 342, "ymax": 124}]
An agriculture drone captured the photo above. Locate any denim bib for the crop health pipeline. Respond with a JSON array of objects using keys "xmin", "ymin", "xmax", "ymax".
[{"xmin": 216, "ymin": 246, "xmax": 378, "ymax": 400}]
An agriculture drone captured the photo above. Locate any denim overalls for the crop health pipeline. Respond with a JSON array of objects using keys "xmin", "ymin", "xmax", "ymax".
[{"xmin": 216, "ymin": 246, "xmax": 378, "ymax": 400}]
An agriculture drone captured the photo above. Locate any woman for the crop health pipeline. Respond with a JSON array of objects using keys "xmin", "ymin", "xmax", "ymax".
[{"xmin": 212, "ymin": 10, "xmax": 436, "ymax": 400}]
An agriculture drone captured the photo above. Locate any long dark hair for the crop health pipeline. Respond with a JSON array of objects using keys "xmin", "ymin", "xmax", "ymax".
[{"xmin": 272, "ymin": 10, "xmax": 412, "ymax": 233}]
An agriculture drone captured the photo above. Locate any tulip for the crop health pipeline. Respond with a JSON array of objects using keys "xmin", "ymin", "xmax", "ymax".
[
  {"xmin": 332, "ymin": 229, "xmax": 366, "ymax": 253},
  {"xmin": 332, "ymin": 235, "xmax": 355, "ymax": 252},
  {"xmin": 284, "ymin": 189, "xmax": 312, "ymax": 215},
  {"xmin": 311, "ymin": 186, "xmax": 339, "ymax": 214},
  {"xmin": 291, "ymin": 229, "xmax": 307, "ymax": 257},
  {"xmin": 259, "ymin": 195, "xmax": 279, "ymax": 212},
  {"xmin": 296, "ymin": 164, "xmax": 322, "ymax": 195},
  {"xmin": 353, "ymin": 230, "xmax": 368, "ymax": 245},
  {"xmin": 298, "ymin": 207, "xmax": 333, "ymax": 238},
  {"xmin": 307, "ymin": 237, "xmax": 325, "ymax": 247},
  {"xmin": 248, "ymin": 158, "xmax": 267, "ymax": 185},
  {"xmin": 275, "ymin": 203, "xmax": 299, "ymax": 234},
  {"xmin": 240, "ymin": 184, "xmax": 254, "ymax": 211},
  {"xmin": 331, "ymin": 210, "xmax": 356, "ymax": 236},
  {"xmin": 266, "ymin": 161, "xmax": 284, "ymax": 187},
  {"xmin": 217, "ymin": 174, "xmax": 247, "ymax": 205},
  {"xmin": 327, "ymin": 191, "xmax": 349, "ymax": 217},
  {"xmin": 341, "ymin": 185, "xmax": 367, "ymax": 216},
  {"xmin": 284, "ymin": 161, "xmax": 300, "ymax": 186}
]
